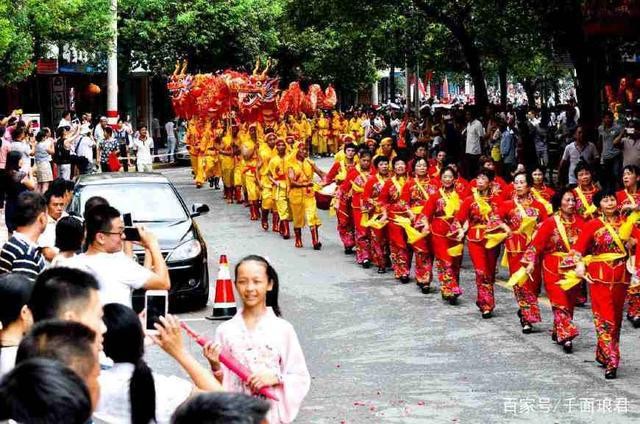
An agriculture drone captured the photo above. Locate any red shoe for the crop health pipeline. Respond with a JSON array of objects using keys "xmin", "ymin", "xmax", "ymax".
[
  {"xmin": 294, "ymin": 228, "xmax": 303, "ymax": 248},
  {"xmin": 261, "ymin": 209, "xmax": 269, "ymax": 230},
  {"xmin": 280, "ymin": 220, "xmax": 291, "ymax": 240},
  {"xmin": 272, "ymin": 212, "xmax": 280, "ymax": 233},
  {"xmin": 310, "ymin": 225, "xmax": 322, "ymax": 250}
]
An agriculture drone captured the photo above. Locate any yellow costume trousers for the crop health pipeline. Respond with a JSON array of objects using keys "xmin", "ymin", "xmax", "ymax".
[
  {"xmin": 204, "ymin": 154, "xmax": 221, "ymax": 178},
  {"xmin": 244, "ymin": 172, "xmax": 260, "ymax": 202},
  {"xmin": 220, "ymin": 155, "xmax": 235, "ymax": 187},
  {"xmin": 190, "ymin": 154, "xmax": 206, "ymax": 185},
  {"xmin": 234, "ymin": 158, "xmax": 244, "ymax": 187},
  {"xmin": 289, "ymin": 187, "xmax": 321, "ymax": 228},
  {"xmin": 274, "ymin": 182, "xmax": 291, "ymax": 221},
  {"xmin": 260, "ymin": 177, "xmax": 274, "ymax": 210}
]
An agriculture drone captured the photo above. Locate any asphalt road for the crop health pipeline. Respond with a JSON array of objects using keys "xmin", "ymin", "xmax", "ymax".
[{"xmin": 146, "ymin": 160, "xmax": 640, "ymax": 423}]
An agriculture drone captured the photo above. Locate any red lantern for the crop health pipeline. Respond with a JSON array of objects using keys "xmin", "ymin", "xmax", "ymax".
[{"xmin": 86, "ymin": 83, "xmax": 101, "ymax": 96}]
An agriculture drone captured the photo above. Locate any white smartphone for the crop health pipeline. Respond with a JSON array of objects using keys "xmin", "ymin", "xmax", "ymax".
[{"xmin": 145, "ymin": 290, "xmax": 168, "ymax": 334}]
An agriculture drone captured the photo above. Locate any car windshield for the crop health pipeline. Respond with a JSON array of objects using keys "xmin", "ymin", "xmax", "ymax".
[{"xmin": 73, "ymin": 183, "xmax": 188, "ymax": 222}]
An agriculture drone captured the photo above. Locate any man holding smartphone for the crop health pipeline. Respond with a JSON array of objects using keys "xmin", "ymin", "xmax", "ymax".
[{"xmin": 76, "ymin": 205, "xmax": 170, "ymax": 307}]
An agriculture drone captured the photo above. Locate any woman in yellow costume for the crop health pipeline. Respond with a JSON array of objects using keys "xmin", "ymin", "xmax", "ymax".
[
  {"xmin": 373, "ymin": 137, "xmax": 397, "ymax": 163},
  {"xmin": 219, "ymin": 123, "xmax": 239, "ymax": 203},
  {"xmin": 241, "ymin": 124, "xmax": 260, "ymax": 221},
  {"xmin": 287, "ymin": 142, "xmax": 326, "ymax": 249},
  {"xmin": 314, "ymin": 112, "xmax": 329, "ymax": 156},
  {"xmin": 258, "ymin": 132, "xmax": 278, "ymax": 231}
]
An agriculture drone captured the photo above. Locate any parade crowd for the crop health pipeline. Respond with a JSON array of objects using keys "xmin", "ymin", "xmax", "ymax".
[
  {"xmin": 192, "ymin": 100, "xmax": 640, "ymax": 381},
  {"xmin": 0, "ymin": 110, "xmax": 310, "ymax": 423}
]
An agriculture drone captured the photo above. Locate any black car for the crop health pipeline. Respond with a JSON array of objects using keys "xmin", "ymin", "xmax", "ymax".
[{"xmin": 69, "ymin": 173, "xmax": 210, "ymax": 311}]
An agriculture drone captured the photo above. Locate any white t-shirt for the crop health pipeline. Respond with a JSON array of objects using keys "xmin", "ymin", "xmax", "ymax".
[
  {"xmin": 0, "ymin": 346, "xmax": 18, "ymax": 379},
  {"xmin": 133, "ymin": 137, "xmax": 154, "ymax": 165},
  {"xmin": 76, "ymin": 251, "xmax": 153, "ymax": 307},
  {"xmin": 165, "ymin": 122, "xmax": 176, "ymax": 139},
  {"xmin": 465, "ymin": 119, "xmax": 485, "ymax": 155},
  {"xmin": 75, "ymin": 135, "xmax": 96, "ymax": 161},
  {"xmin": 94, "ymin": 362, "xmax": 192, "ymax": 424}
]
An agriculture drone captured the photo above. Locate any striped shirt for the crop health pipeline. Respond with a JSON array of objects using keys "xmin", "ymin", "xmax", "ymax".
[{"xmin": 0, "ymin": 233, "xmax": 46, "ymax": 280}]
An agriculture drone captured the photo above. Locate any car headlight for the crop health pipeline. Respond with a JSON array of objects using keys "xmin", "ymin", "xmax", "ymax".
[{"xmin": 166, "ymin": 239, "xmax": 202, "ymax": 263}]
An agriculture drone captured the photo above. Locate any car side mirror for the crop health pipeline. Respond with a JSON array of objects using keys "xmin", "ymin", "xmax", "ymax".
[{"xmin": 191, "ymin": 203, "xmax": 210, "ymax": 217}]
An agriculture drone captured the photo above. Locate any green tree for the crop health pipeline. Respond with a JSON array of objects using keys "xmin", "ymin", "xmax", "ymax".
[{"xmin": 0, "ymin": 0, "xmax": 33, "ymax": 85}]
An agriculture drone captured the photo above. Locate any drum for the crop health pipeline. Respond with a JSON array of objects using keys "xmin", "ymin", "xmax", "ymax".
[{"xmin": 315, "ymin": 182, "xmax": 336, "ymax": 210}]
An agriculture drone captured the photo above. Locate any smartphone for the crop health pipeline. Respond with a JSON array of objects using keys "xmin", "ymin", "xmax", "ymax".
[
  {"xmin": 145, "ymin": 290, "xmax": 168, "ymax": 334},
  {"xmin": 122, "ymin": 213, "xmax": 141, "ymax": 241}
]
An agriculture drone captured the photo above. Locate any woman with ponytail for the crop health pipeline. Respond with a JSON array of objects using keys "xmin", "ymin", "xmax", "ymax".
[
  {"xmin": 95, "ymin": 303, "xmax": 221, "ymax": 423},
  {"xmin": 204, "ymin": 255, "xmax": 311, "ymax": 424}
]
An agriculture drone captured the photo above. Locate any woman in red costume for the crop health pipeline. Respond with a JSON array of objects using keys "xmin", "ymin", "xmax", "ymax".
[
  {"xmin": 420, "ymin": 166, "xmax": 464, "ymax": 304},
  {"xmin": 497, "ymin": 171, "xmax": 548, "ymax": 333},
  {"xmin": 573, "ymin": 188, "xmax": 638, "ymax": 379},
  {"xmin": 340, "ymin": 149, "xmax": 374, "ymax": 268},
  {"xmin": 455, "ymin": 168, "xmax": 502, "ymax": 318},
  {"xmin": 521, "ymin": 187, "xmax": 585, "ymax": 353},
  {"xmin": 362, "ymin": 156, "xmax": 392, "ymax": 273},
  {"xmin": 572, "ymin": 161, "xmax": 599, "ymax": 306},
  {"xmin": 530, "ymin": 166, "xmax": 555, "ymax": 215},
  {"xmin": 379, "ymin": 157, "xmax": 410, "ymax": 282},
  {"xmin": 401, "ymin": 158, "xmax": 439, "ymax": 293},
  {"xmin": 616, "ymin": 165, "xmax": 640, "ymax": 327}
]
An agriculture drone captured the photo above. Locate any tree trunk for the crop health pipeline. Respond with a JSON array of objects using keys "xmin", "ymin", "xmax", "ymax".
[
  {"xmin": 571, "ymin": 45, "xmax": 603, "ymax": 131},
  {"xmin": 499, "ymin": 61, "xmax": 508, "ymax": 109},
  {"xmin": 522, "ymin": 78, "xmax": 536, "ymax": 108},
  {"xmin": 414, "ymin": 3, "xmax": 488, "ymax": 109},
  {"xmin": 389, "ymin": 64, "xmax": 395, "ymax": 104}
]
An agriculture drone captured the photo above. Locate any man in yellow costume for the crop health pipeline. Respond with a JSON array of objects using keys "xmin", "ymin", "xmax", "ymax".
[
  {"xmin": 314, "ymin": 112, "xmax": 329, "ymax": 156},
  {"xmin": 186, "ymin": 118, "xmax": 206, "ymax": 188},
  {"xmin": 268, "ymin": 138, "xmax": 292, "ymax": 240},
  {"xmin": 287, "ymin": 142, "xmax": 326, "ymax": 249},
  {"xmin": 258, "ymin": 131, "xmax": 278, "ymax": 231},
  {"xmin": 203, "ymin": 119, "xmax": 221, "ymax": 189}
]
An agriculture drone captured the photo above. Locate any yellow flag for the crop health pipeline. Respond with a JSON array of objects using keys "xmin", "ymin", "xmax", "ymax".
[
  {"xmin": 506, "ymin": 267, "xmax": 529, "ymax": 288},
  {"xmin": 447, "ymin": 243, "xmax": 464, "ymax": 257},
  {"xmin": 557, "ymin": 270, "xmax": 582, "ymax": 291},
  {"xmin": 620, "ymin": 211, "xmax": 640, "ymax": 241}
]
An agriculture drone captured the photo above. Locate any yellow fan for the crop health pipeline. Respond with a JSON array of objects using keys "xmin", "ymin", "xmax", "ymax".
[
  {"xmin": 501, "ymin": 250, "xmax": 509, "ymax": 268},
  {"xmin": 506, "ymin": 267, "xmax": 529, "ymax": 288},
  {"xmin": 583, "ymin": 253, "xmax": 625, "ymax": 265},
  {"xmin": 411, "ymin": 206, "xmax": 423, "ymax": 214},
  {"xmin": 485, "ymin": 232, "xmax": 508, "ymax": 249},
  {"xmin": 393, "ymin": 216, "xmax": 426, "ymax": 244},
  {"xmin": 363, "ymin": 214, "xmax": 387, "ymax": 229},
  {"xmin": 620, "ymin": 211, "xmax": 640, "ymax": 241},
  {"xmin": 557, "ymin": 270, "xmax": 582, "ymax": 291},
  {"xmin": 519, "ymin": 216, "xmax": 537, "ymax": 238},
  {"xmin": 447, "ymin": 243, "xmax": 464, "ymax": 257}
]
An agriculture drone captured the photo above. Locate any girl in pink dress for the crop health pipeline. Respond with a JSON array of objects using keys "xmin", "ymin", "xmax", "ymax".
[{"xmin": 204, "ymin": 255, "xmax": 311, "ymax": 423}]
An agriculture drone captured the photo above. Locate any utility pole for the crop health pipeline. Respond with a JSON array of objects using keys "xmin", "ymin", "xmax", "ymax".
[{"xmin": 107, "ymin": 0, "xmax": 118, "ymax": 125}]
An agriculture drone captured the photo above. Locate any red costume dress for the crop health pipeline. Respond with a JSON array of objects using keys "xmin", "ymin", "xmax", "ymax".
[
  {"xmin": 421, "ymin": 187, "xmax": 463, "ymax": 299},
  {"xmin": 573, "ymin": 216, "xmax": 635, "ymax": 373},
  {"xmin": 498, "ymin": 193, "xmax": 548, "ymax": 324},
  {"xmin": 325, "ymin": 159, "xmax": 357, "ymax": 251},
  {"xmin": 456, "ymin": 189, "xmax": 502, "ymax": 313},
  {"xmin": 616, "ymin": 188, "xmax": 640, "ymax": 320},
  {"xmin": 340, "ymin": 166, "xmax": 372, "ymax": 265},
  {"xmin": 400, "ymin": 176, "xmax": 439, "ymax": 286},
  {"xmin": 362, "ymin": 173, "xmax": 390, "ymax": 269},
  {"xmin": 522, "ymin": 214, "xmax": 585, "ymax": 342},
  {"xmin": 380, "ymin": 176, "xmax": 409, "ymax": 278},
  {"xmin": 573, "ymin": 184, "xmax": 599, "ymax": 304}
]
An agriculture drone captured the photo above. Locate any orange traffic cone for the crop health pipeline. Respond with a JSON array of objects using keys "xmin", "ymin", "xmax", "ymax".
[{"xmin": 206, "ymin": 255, "xmax": 237, "ymax": 320}]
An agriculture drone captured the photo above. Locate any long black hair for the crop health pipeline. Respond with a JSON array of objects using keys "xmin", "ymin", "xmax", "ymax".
[
  {"xmin": 102, "ymin": 303, "xmax": 156, "ymax": 424},
  {"xmin": 234, "ymin": 255, "xmax": 281, "ymax": 317}
]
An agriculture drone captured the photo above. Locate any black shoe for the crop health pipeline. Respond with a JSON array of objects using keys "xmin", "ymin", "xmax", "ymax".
[
  {"xmin": 551, "ymin": 333, "xmax": 558, "ymax": 342},
  {"xmin": 575, "ymin": 301, "xmax": 586, "ymax": 307},
  {"xmin": 605, "ymin": 368, "xmax": 617, "ymax": 379},
  {"xmin": 522, "ymin": 323, "xmax": 533, "ymax": 334},
  {"xmin": 628, "ymin": 316, "xmax": 640, "ymax": 328},
  {"xmin": 344, "ymin": 247, "xmax": 354, "ymax": 255},
  {"xmin": 377, "ymin": 267, "xmax": 386, "ymax": 274},
  {"xmin": 482, "ymin": 311, "xmax": 493, "ymax": 319},
  {"xmin": 563, "ymin": 341, "xmax": 573, "ymax": 354},
  {"xmin": 209, "ymin": 178, "xmax": 214, "ymax": 188},
  {"xmin": 448, "ymin": 296, "xmax": 458, "ymax": 306},
  {"xmin": 362, "ymin": 260, "xmax": 371, "ymax": 269},
  {"xmin": 400, "ymin": 275, "xmax": 410, "ymax": 284},
  {"xmin": 421, "ymin": 285, "xmax": 431, "ymax": 294}
]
